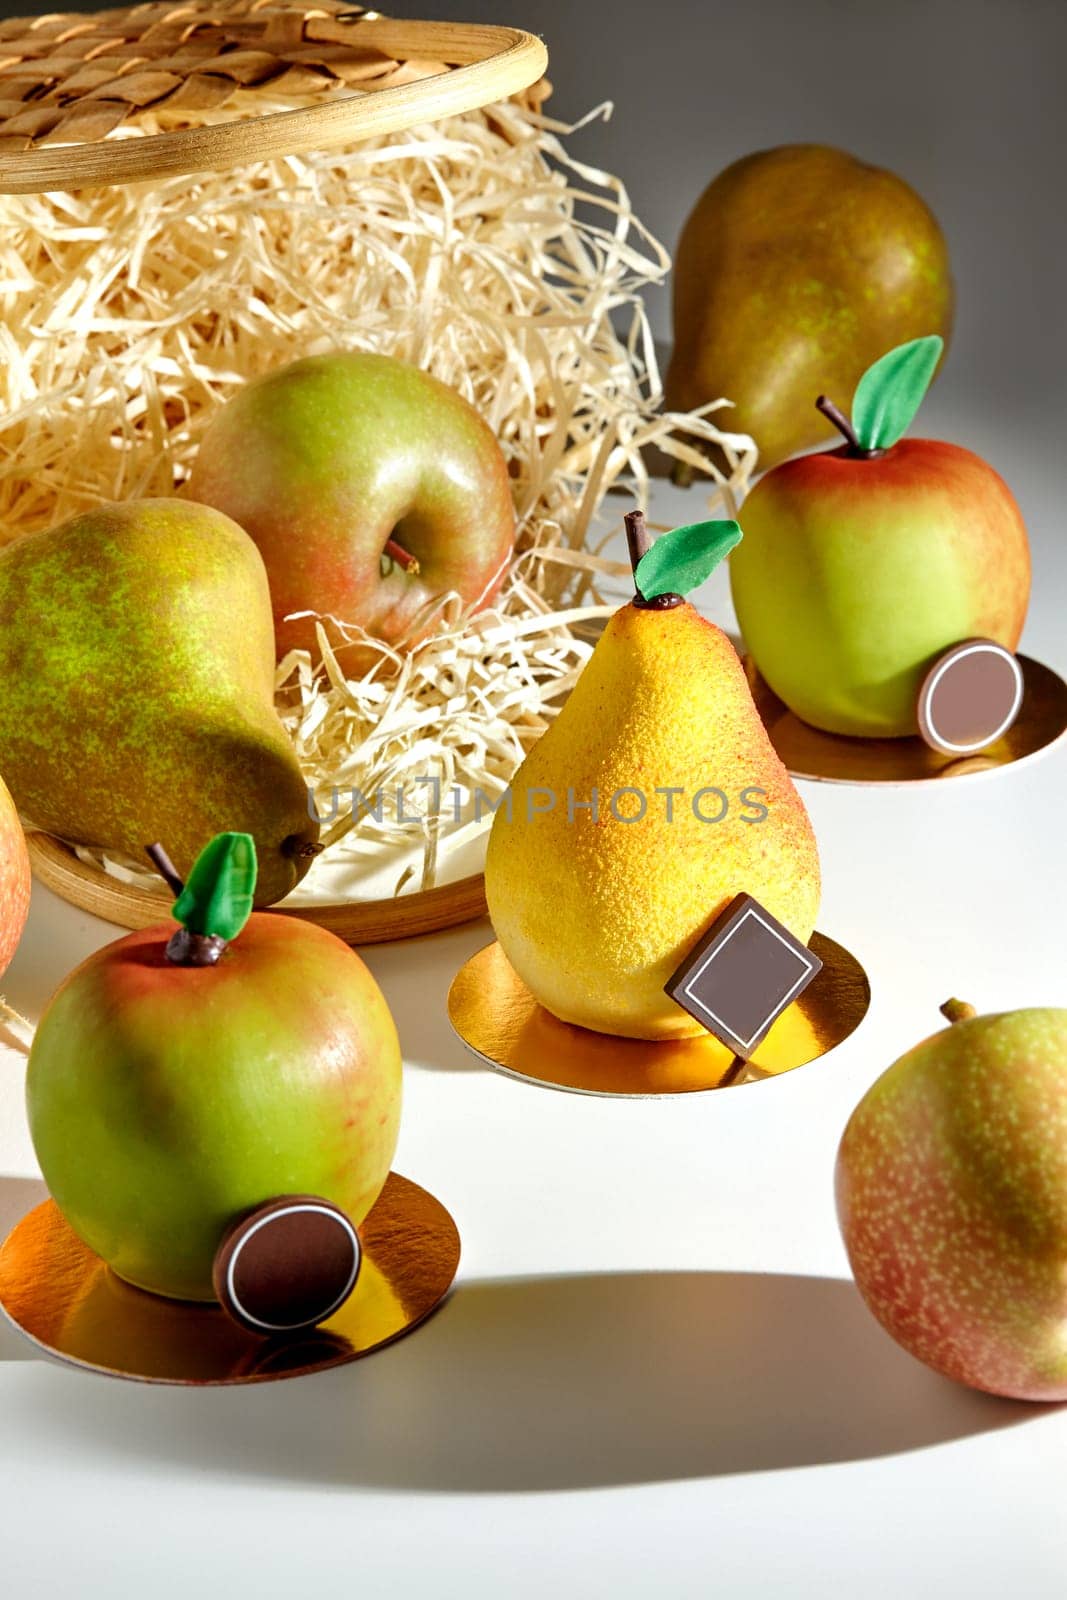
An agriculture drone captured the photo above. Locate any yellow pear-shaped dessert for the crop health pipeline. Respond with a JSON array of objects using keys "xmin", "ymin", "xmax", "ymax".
[{"xmin": 485, "ymin": 514, "xmax": 821, "ymax": 1040}]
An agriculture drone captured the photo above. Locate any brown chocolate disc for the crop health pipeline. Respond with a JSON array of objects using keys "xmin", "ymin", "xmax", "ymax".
[
  {"xmin": 212, "ymin": 1196, "xmax": 361, "ymax": 1337},
  {"xmin": 916, "ymin": 639, "xmax": 1024, "ymax": 755}
]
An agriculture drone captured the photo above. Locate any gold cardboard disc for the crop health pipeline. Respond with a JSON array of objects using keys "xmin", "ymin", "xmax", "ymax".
[
  {"xmin": 0, "ymin": 1173, "xmax": 459, "ymax": 1385},
  {"xmin": 747, "ymin": 654, "xmax": 1067, "ymax": 785},
  {"xmin": 447, "ymin": 937, "xmax": 869, "ymax": 1097}
]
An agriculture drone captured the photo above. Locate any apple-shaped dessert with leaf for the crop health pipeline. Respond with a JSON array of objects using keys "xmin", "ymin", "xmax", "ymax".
[
  {"xmin": 837, "ymin": 1000, "xmax": 1067, "ymax": 1401},
  {"xmin": 730, "ymin": 336, "xmax": 1031, "ymax": 738},
  {"xmin": 186, "ymin": 351, "xmax": 516, "ymax": 661},
  {"xmin": 0, "ymin": 771, "xmax": 30, "ymax": 979},
  {"xmin": 26, "ymin": 833, "xmax": 402, "ymax": 1303},
  {"xmin": 486, "ymin": 514, "xmax": 821, "ymax": 1040}
]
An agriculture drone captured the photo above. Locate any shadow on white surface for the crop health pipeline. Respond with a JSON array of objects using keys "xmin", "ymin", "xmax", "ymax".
[{"xmin": 0, "ymin": 1244, "xmax": 1034, "ymax": 1489}]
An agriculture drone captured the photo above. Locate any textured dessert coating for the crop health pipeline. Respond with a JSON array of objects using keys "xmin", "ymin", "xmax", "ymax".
[{"xmin": 486, "ymin": 600, "xmax": 821, "ymax": 1040}]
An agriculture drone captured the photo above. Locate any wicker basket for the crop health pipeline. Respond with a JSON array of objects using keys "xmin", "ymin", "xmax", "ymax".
[{"xmin": 0, "ymin": 4, "xmax": 547, "ymax": 191}]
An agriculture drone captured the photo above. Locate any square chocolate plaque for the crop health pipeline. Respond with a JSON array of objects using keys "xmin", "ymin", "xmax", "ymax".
[{"xmin": 665, "ymin": 894, "xmax": 822, "ymax": 1057}]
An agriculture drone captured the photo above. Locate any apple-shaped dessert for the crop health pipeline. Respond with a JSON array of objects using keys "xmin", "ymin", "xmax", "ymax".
[
  {"xmin": 0, "ymin": 770, "xmax": 30, "ymax": 978},
  {"xmin": 836, "ymin": 999, "xmax": 1067, "ymax": 1401},
  {"xmin": 26, "ymin": 834, "xmax": 402, "ymax": 1304},
  {"xmin": 186, "ymin": 351, "xmax": 516, "ymax": 660},
  {"xmin": 730, "ymin": 337, "xmax": 1031, "ymax": 738}
]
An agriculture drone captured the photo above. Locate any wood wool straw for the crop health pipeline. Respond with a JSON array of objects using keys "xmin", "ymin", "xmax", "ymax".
[{"xmin": 0, "ymin": 91, "xmax": 757, "ymax": 895}]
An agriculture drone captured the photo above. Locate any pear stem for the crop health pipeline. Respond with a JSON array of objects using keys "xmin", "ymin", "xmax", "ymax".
[
  {"xmin": 623, "ymin": 508, "xmax": 685, "ymax": 611},
  {"xmin": 940, "ymin": 998, "xmax": 977, "ymax": 1025},
  {"xmin": 145, "ymin": 842, "xmax": 184, "ymax": 899},
  {"xmin": 815, "ymin": 394, "xmax": 886, "ymax": 460},
  {"xmin": 384, "ymin": 537, "xmax": 420, "ymax": 576},
  {"xmin": 624, "ymin": 509, "xmax": 652, "ymax": 583}
]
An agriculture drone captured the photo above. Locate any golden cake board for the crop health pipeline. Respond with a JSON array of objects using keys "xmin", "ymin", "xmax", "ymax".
[
  {"xmin": 448, "ymin": 936, "xmax": 870, "ymax": 1097},
  {"xmin": 0, "ymin": 1172, "xmax": 460, "ymax": 1384}
]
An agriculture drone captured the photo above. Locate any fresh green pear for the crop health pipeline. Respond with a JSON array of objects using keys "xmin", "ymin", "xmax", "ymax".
[
  {"xmin": 837, "ymin": 1001, "xmax": 1067, "ymax": 1401},
  {"xmin": 665, "ymin": 145, "xmax": 953, "ymax": 471},
  {"xmin": 485, "ymin": 515, "xmax": 821, "ymax": 1040},
  {"xmin": 0, "ymin": 500, "xmax": 319, "ymax": 905}
]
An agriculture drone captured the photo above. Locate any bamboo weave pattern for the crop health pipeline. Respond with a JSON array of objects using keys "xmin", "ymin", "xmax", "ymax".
[{"xmin": 0, "ymin": 1, "xmax": 439, "ymax": 150}]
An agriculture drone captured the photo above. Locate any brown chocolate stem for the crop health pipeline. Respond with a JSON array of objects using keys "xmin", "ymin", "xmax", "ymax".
[
  {"xmin": 145, "ymin": 842, "xmax": 185, "ymax": 899},
  {"xmin": 940, "ymin": 998, "xmax": 977, "ymax": 1025},
  {"xmin": 624, "ymin": 509, "xmax": 652, "ymax": 581},
  {"xmin": 624, "ymin": 508, "xmax": 684, "ymax": 611},
  {"xmin": 384, "ymin": 537, "xmax": 420, "ymax": 576},
  {"xmin": 164, "ymin": 929, "xmax": 228, "ymax": 967},
  {"xmin": 145, "ymin": 843, "xmax": 226, "ymax": 967},
  {"xmin": 815, "ymin": 395, "xmax": 882, "ymax": 459}
]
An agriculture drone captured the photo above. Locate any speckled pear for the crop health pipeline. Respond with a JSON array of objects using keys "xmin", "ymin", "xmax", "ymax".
[
  {"xmin": 0, "ymin": 500, "xmax": 319, "ymax": 905},
  {"xmin": 837, "ymin": 1002, "xmax": 1067, "ymax": 1401},
  {"xmin": 665, "ymin": 145, "xmax": 953, "ymax": 470},
  {"xmin": 485, "ymin": 595, "xmax": 821, "ymax": 1039}
]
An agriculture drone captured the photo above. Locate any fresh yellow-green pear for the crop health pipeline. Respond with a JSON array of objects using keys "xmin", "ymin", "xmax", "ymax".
[
  {"xmin": 0, "ymin": 500, "xmax": 319, "ymax": 905},
  {"xmin": 485, "ymin": 514, "xmax": 821, "ymax": 1040},
  {"xmin": 666, "ymin": 145, "xmax": 953, "ymax": 471}
]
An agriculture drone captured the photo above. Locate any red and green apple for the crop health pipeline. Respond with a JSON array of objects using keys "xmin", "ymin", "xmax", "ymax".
[
  {"xmin": 836, "ymin": 999, "xmax": 1067, "ymax": 1401},
  {"xmin": 730, "ymin": 337, "xmax": 1031, "ymax": 737},
  {"xmin": 186, "ymin": 350, "xmax": 516, "ymax": 661},
  {"xmin": 26, "ymin": 834, "xmax": 402, "ymax": 1302}
]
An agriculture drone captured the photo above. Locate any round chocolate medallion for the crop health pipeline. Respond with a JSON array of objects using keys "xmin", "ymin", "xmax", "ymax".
[
  {"xmin": 212, "ymin": 1195, "xmax": 362, "ymax": 1336},
  {"xmin": 916, "ymin": 638, "xmax": 1024, "ymax": 755}
]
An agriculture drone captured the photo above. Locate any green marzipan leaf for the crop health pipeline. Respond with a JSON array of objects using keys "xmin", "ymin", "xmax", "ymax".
[
  {"xmin": 851, "ymin": 334, "xmax": 944, "ymax": 451},
  {"xmin": 635, "ymin": 519, "xmax": 743, "ymax": 600},
  {"xmin": 172, "ymin": 832, "xmax": 258, "ymax": 941}
]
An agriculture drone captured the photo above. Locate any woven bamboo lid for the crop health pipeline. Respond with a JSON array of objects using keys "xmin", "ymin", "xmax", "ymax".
[{"xmin": 0, "ymin": 2, "xmax": 547, "ymax": 193}]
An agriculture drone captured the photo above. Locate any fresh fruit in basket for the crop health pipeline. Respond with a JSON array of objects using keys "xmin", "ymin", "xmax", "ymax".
[
  {"xmin": 0, "ymin": 499, "xmax": 319, "ymax": 905},
  {"xmin": 0, "ymin": 771, "xmax": 30, "ymax": 978},
  {"xmin": 26, "ymin": 834, "xmax": 402, "ymax": 1303},
  {"xmin": 730, "ymin": 336, "xmax": 1030, "ymax": 737},
  {"xmin": 837, "ymin": 999, "xmax": 1067, "ymax": 1401},
  {"xmin": 485, "ymin": 513, "xmax": 821, "ymax": 1040},
  {"xmin": 186, "ymin": 351, "xmax": 516, "ymax": 661},
  {"xmin": 666, "ymin": 144, "xmax": 953, "ymax": 471}
]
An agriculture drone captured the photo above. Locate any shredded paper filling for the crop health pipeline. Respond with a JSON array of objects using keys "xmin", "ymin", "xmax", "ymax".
[{"xmin": 0, "ymin": 92, "xmax": 755, "ymax": 898}]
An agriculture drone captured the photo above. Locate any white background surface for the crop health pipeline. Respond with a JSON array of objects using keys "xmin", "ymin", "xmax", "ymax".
[{"xmin": 2, "ymin": 445, "xmax": 1065, "ymax": 1598}]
